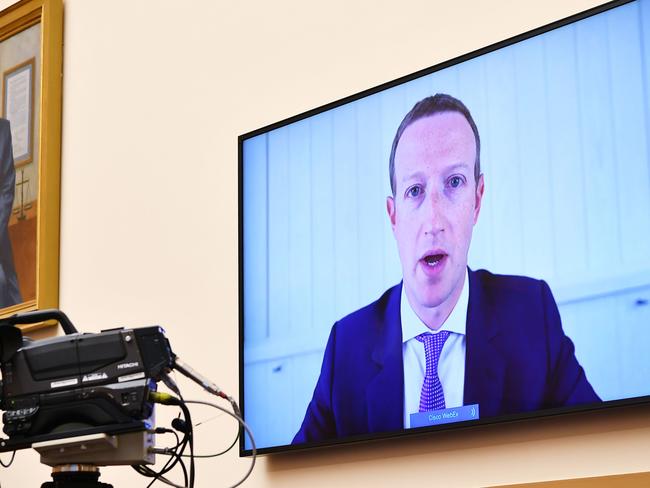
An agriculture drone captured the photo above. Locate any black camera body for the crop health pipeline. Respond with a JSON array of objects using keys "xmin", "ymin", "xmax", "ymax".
[{"xmin": 0, "ymin": 317, "xmax": 174, "ymax": 452}]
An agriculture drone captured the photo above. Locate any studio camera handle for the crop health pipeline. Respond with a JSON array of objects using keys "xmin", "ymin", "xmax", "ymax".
[{"xmin": 0, "ymin": 309, "xmax": 78, "ymax": 335}]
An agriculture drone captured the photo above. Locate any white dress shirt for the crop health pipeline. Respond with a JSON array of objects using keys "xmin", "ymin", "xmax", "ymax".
[{"xmin": 402, "ymin": 270, "xmax": 469, "ymax": 428}]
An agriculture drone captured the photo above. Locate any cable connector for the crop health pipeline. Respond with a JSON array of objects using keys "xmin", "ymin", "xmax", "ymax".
[
  {"xmin": 160, "ymin": 372, "xmax": 181, "ymax": 396},
  {"xmin": 148, "ymin": 447, "xmax": 175, "ymax": 455},
  {"xmin": 173, "ymin": 356, "xmax": 228, "ymax": 399},
  {"xmin": 149, "ymin": 391, "xmax": 181, "ymax": 405}
]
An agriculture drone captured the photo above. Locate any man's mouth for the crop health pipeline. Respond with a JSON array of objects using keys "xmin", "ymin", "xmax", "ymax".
[{"xmin": 421, "ymin": 253, "xmax": 446, "ymax": 267}]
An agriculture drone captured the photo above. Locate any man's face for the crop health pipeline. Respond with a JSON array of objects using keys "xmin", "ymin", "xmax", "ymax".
[{"xmin": 387, "ymin": 112, "xmax": 484, "ymax": 321}]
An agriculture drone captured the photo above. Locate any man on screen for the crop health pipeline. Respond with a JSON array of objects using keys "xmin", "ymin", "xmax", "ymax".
[{"xmin": 293, "ymin": 94, "xmax": 600, "ymax": 444}]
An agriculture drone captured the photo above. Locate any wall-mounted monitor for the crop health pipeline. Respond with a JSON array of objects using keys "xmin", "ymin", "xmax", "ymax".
[{"xmin": 239, "ymin": 0, "xmax": 650, "ymax": 455}]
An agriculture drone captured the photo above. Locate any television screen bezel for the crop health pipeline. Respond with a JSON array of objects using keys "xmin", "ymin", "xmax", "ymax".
[{"xmin": 238, "ymin": 0, "xmax": 643, "ymax": 457}]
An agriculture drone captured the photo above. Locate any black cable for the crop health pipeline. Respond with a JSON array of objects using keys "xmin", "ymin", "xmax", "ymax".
[
  {"xmin": 145, "ymin": 434, "xmax": 189, "ymax": 488},
  {"xmin": 183, "ymin": 400, "xmax": 195, "ymax": 488},
  {"xmin": 183, "ymin": 398, "xmax": 256, "ymax": 488},
  {"xmin": 135, "ymin": 450, "xmax": 188, "ymax": 488},
  {"xmin": 146, "ymin": 458, "xmax": 187, "ymax": 488},
  {"xmin": 144, "ymin": 469, "xmax": 186, "ymax": 488},
  {"xmin": 0, "ymin": 451, "xmax": 15, "ymax": 468},
  {"xmin": 155, "ymin": 430, "xmax": 237, "ymax": 459},
  {"xmin": 144, "ymin": 454, "xmax": 188, "ymax": 488},
  {"xmin": 133, "ymin": 434, "xmax": 186, "ymax": 484},
  {"xmin": 153, "ymin": 427, "xmax": 181, "ymax": 451},
  {"xmin": 147, "ymin": 396, "xmax": 195, "ymax": 488},
  {"xmin": 137, "ymin": 391, "xmax": 251, "ymax": 487},
  {"xmin": 176, "ymin": 451, "xmax": 188, "ymax": 487},
  {"xmin": 173, "ymin": 403, "xmax": 239, "ymax": 459},
  {"xmin": 133, "ymin": 404, "xmax": 191, "ymax": 488},
  {"xmin": 189, "ymin": 431, "xmax": 238, "ymax": 458},
  {"xmin": 144, "ymin": 454, "xmax": 182, "ymax": 488},
  {"xmin": 155, "ymin": 415, "xmax": 190, "ymax": 477}
]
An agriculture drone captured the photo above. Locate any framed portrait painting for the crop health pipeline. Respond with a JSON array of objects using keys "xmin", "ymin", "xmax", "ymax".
[{"xmin": 0, "ymin": 0, "xmax": 62, "ymax": 331}]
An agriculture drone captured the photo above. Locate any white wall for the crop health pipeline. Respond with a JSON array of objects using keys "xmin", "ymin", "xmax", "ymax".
[{"xmin": 2, "ymin": 0, "xmax": 650, "ymax": 487}]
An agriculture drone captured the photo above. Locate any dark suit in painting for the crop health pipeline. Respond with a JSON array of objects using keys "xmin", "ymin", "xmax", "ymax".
[
  {"xmin": 293, "ymin": 269, "xmax": 600, "ymax": 444},
  {"xmin": 0, "ymin": 119, "xmax": 21, "ymax": 308}
]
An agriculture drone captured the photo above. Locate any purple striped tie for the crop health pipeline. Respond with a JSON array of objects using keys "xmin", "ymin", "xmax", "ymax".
[{"xmin": 415, "ymin": 331, "xmax": 450, "ymax": 412}]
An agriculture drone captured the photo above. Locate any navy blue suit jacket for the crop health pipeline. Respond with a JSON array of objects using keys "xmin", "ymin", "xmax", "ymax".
[{"xmin": 293, "ymin": 269, "xmax": 600, "ymax": 444}]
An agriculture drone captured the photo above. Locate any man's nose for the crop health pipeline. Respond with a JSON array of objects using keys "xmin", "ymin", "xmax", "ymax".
[{"xmin": 423, "ymin": 190, "xmax": 445, "ymax": 236}]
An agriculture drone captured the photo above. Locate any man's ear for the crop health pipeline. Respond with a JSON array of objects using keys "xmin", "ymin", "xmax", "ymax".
[
  {"xmin": 386, "ymin": 196, "xmax": 396, "ymax": 229},
  {"xmin": 473, "ymin": 173, "xmax": 484, "ymax": 224}
]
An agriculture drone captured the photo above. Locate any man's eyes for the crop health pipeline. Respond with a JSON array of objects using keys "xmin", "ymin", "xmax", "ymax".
[
  {"xmin": 405, "ymin": 185, "xmax": 423, "ymax": 198},
  {"xmin": 404, "ymin": 176, "xmax": 466, "ymax": 199},
  {"xmin": 447, "ymin": 175, "xmax": 465, "ymax": 189}
]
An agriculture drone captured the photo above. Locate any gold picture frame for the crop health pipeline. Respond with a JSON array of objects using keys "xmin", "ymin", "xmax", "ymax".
[{"xmin": 0, "ymin": 0, "xmax": 62, "ymax": 330}]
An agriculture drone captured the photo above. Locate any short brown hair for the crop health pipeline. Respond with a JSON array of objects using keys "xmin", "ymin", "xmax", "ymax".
[{"xmin": 389, "ymin": 94, "xmax": 481, "ymax": 195}]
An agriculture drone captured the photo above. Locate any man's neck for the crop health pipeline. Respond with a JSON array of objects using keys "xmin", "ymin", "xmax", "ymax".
[{"xmin": 406, "ymin": 274, "xmax": 466, "ymax": 331}]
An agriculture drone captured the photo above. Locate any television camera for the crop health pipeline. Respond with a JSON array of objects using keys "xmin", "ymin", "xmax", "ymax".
[{"xmin": 0, "ymin": 309, "xmax": 254, "ymax": 488}]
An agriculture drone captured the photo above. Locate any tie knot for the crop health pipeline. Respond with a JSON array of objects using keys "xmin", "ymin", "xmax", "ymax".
[
  {"xmin": 415, "ymin": 331, "xmax": 450, "ymax": 373},
  {"xmin": 416, "ymin": 330, "xmax": 450, "ymax": 351}
]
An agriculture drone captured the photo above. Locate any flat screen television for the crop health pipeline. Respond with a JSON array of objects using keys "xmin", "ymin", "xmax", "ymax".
[{"xmin": 239, "ymin": 0, "xmax": 650, "ymax": 455}]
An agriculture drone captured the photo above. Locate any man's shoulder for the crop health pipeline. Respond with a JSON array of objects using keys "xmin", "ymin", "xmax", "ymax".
[
  {"xmin": 470, "ymin": 268, "xmax": 553, "ymax": 308},
  {"xmin": 335, "ymin": 283, "xmax": 401, "ymax": 330},
  {"xmin": 471, "ymin": 268, "xmax": 545, "ymax": 288},
  {"xmin": 327, "ymin": 284, "xmax": 402, "ymax": 357}
]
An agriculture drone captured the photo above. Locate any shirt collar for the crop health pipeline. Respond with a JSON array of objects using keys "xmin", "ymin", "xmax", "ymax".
[{"xmin": 400, "ymin": 268, "xmax": 469, "ymax": 342}]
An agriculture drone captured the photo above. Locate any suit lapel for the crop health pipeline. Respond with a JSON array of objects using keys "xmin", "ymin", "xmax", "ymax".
[
  {"xmin": 464, "ymin": 270, "xmax": 506, "ymax": 417},
  {"xmin": 366, "ymin": 283, "xmax": 404, "ymax": 433}
]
